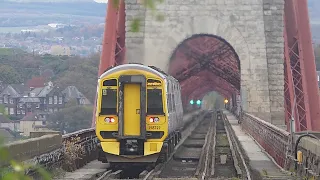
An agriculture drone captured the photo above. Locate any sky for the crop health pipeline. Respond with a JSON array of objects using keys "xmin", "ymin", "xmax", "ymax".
[{"xmin": 94, "ymin": 0, "xmax": 107, "ymax": 3}]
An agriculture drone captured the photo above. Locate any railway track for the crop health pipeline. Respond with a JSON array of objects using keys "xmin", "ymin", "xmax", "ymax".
[
  {"xmin": 146, "ymin": 110, "xmax": 250, "ymax": 180},
  {"xmin": 211, "ymin": 110, "xmax": 251, "ymax": 180},
  {"xmin": 145, "ymin": 111, "xmax": 214, "ymax": 179},
  {"xmin": 92, "ymin": 110, "xmax": 209, "ymax": 180},
  {"xmin": 92, "ymin": 110, "xmax": 251, "ymax": 180}
]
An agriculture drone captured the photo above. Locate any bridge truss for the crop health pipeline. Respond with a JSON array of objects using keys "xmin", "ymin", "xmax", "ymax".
[{"xmin": 92, "ymin": 0, "xmax": 320, "ymax": 132}]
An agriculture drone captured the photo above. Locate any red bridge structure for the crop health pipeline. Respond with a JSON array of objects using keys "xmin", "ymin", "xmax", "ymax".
[
  {"xmin": 92, "ymin": 0, "xmax": 320, "ymax": 171},
  {"xmin": 2, "ymin": 0, "xmax": 320, "ymax": 178}
]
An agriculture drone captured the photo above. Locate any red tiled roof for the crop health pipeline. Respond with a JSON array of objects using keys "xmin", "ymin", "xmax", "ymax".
[{"xmin": 26, "ymin": 77, "xmax": 45, "ymax": 88}]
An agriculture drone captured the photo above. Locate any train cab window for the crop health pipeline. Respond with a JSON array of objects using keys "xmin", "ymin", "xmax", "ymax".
[
  {"xmin": 100, "ymin": 89, "xmax": 117, "ymax": 115},
  {"xmin": 103, "ymin": 79, "xmax": 117, "ymax": 86},
  {"xmin": 147, "ymin": 89, "xmax": 163, "ymax": 115}
]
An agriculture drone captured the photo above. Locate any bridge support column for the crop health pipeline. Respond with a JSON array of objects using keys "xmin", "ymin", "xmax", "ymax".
[{"xmin": 263, "ymin": 0, "xmax": 285, "ymax": 127}]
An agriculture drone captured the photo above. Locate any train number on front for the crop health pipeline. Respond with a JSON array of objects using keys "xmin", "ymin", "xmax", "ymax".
[{"xmin": 148, "ymin": 125, "xmax": 161, "ymax": 130}]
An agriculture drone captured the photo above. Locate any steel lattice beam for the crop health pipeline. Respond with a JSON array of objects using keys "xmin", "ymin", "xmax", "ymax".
[
  {"xmin": 187, "ymin": 82, "xmax": 231, "ymax": 100},
  {"xmin": 169, "ymin": 34, "xmax": 241, "ymax": 92},
  {"xmin": 181, "ymin": 71, "xmax": 237, "ymax": 96},
  {"xmin": 189, "ymin": 84, "xmax": 231, "ymax": 101},
  {"xmin": 181, "ymin": 76, "xmax": 234, "ymax": 106},
  {"xmin": 284, "ymin": 0, "xmax": 320, "ymax": 131},
  {"xmin": 92, "ymin": 0, "xmax": 126, "ymax": 127}
]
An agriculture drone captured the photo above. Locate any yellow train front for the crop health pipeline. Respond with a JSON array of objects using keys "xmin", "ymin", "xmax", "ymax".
[{"xmin": 96, "ymin": 64, "xmax": 183, "ymax": 166}]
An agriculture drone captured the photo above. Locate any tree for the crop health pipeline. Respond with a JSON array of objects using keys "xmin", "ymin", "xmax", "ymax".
[
  {"xmin": 55, "ymin": 55, "xmax": 99, "ymax": 102},
  {"xmin": 46, "ymin": 106, "xmax": 93, "ymax": 134},
  {"xmin": 0, "ymin": 65, "xmax": 22, "ymax": 84}
]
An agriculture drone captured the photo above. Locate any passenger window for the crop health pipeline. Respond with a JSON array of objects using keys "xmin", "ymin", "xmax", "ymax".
[
  {"xmin": 100, "ymin": 89, "xmax": 117, "ymax": 115},
  {"xmin": 147, "ymin": 89, "xmax": 164, "ymax": 115}
]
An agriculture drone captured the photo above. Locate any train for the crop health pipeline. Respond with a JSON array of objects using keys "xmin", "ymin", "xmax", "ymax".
[{"xmin": 95, "ymin": 63, "xmax": 184, "ymax": 166}]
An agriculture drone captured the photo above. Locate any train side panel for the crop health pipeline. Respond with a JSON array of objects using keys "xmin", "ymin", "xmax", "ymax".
[{"xmin": 167, "ymin": 77, "xmax": 184, "ymax": 135}]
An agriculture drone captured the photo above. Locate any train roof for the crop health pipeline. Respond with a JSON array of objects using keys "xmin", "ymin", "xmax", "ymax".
[{"xmin": 100, "ymin": 64, "xmax": 170, "ymax": 80}]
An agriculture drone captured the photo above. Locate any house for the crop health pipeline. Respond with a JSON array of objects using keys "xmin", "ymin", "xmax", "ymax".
[
  {"xmin": 19, "ymin": 112, "xmax": 49, "ymax": 137},
  {"xmin": 62, "ymin": 86, "xmax": 91, "ymax": 105},
  {"xmin": 34, "ymin": 83, "xmax": 65, "ymax": 113},
  {"xmin": 0, "ymin": 84, "xmax": 29, "ymax": 116},
  {"xmin": 18, "ymin": 97, "xmax": 41, "ymax": 115},
  {"xmin": 0, "ymin": 82, "xmax": 90, "ymax": 119},
  {"xmin": 26, "ymin": 76, "xmax": 46, "ymax": 90}
]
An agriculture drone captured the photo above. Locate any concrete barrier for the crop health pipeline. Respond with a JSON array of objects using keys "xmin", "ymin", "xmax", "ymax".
[
  {"xmin": 30, "ymin": 131, "xmax": 60, "ymax": 138},
  {"xmin": 0, "ymin": 134, "xmax": 62, "ymax": 167}
]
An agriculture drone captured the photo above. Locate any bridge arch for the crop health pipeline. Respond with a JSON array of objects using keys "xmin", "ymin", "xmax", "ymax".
[
  {"xmin": 141, "ymin": 15, "xmax": 267, "ymax": 115},
  {"xmin": 168, "ymin": 34, "xmax": 240, "ymax": 109},
  {"xmin": 126, "ymin": 6, "xmax": 281, "ymax": 121}
]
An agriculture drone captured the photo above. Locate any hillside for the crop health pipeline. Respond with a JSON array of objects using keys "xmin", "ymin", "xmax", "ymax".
[
  {"xmin": 0, "ymin": 1, "xmax": 106, "ymax": 27},
  {"xmin": 0, "ymin": 0, "xmax": 319, "ymax": 42},
  {"xmin": 0, "ymin": 48, "xmax": 99, "ymax": 102}
]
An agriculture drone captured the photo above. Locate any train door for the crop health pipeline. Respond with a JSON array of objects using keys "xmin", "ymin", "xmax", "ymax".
[
  {"xmin": 118, "ymin": 75, "xmax": 146, "ymax": 141},
  {"xmin": 123, "ymin": 83, "xmax": 141, "ymax": 136}
]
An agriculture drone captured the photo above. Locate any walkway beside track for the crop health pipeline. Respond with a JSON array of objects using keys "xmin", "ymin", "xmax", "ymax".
[
  {"xmin": 53, "ymin": 160, "xmax": 109, "ymax": 180},
  {"xmin": 53, "ymin": 110, "xmax": 203, "ymax": 180},
  {"xmin": 224, "ymin": 110, "xmax": 294, "ymax": 180}
]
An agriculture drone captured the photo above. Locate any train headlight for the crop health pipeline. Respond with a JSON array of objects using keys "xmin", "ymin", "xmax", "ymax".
[
  {"xmin": 149, "ymin": 117, "xmax": 159, "ymax": 123},
  {"xmin": 154, "ymin": 117, "xmax": 159, "ymax": 122},
  {"xmin": 105, "ymin": 117, "xmax": 115, "ymax": 123}
]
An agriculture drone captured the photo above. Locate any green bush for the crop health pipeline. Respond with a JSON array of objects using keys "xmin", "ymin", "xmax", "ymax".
[{"xmin": 0, "ymin": 137, "xmax": 51, "ymax": 180}]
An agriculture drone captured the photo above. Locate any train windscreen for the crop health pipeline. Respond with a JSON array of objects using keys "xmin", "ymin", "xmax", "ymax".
[
  {"xmin": 147, "ymin": 89, "xmax": 163, "ymax": 115},
  {"xmin": 100, "ymin": 89, "xmax": 117, "ymax": 115}
]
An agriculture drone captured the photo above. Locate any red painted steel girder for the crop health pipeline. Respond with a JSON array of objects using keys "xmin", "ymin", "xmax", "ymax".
[
  {"xmin": 169, "ymin": 34, "xmax": 241, "ymax": 91},
  {"xmin": 189, "ymin": 84, "xmax": 231, "ymax": 102},
  {"xmin": 99, "ymin": 0, "xmax": 126, "ymax": 73},
  {"xmin": 183, "ymin": 78, "xmax": 233, "ymax": 100},
  {"xmin": 92, "ymin": 1, "xmax": 126, "ymax": 127},
  {"xmin": 284, "ymin": 0, "xmax": 320, "ymax": 131},
  {"xmin": 188, "ymin": 84, "xmax": 231, "ymax": 101},
  {"xmin": 180, "ymin": 71, "xmax": 237, "ymax": 98}
]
